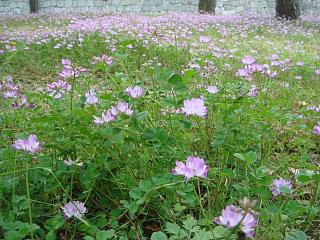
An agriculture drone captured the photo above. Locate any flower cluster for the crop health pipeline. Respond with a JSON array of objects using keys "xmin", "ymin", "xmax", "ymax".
[
  {"xmin": 85, "ymin": 89, "xmax": 99, "ymax": 105},
  {"xmin": 172, "ymin": 156, "xmax": 209, "ymax": 180},
  {"xmin": 125, "ymin": 86, "xmax": 144, "ymax": 98},
  {"xmin": 47, "ymin": 80, "xmax": 71, "ymax": 99},
  {"xmin": 93, "ymin": 101, "xmax": 133, "ymax": 125},
  {"xmin": 92, "ymin": 54, "xmax": 113, "ymax": 65},
  {"xmin": 270, "ymin": 178, "xmax": 292, "ymax": 197},
  {"xmin": 12, "ymin": 95, "xmax": 34, "ymax": 109},
  {"xmin": 216, "ymin": 200, "xmax": 259, "ymax": 239},
  {"xmin": 181, "ymin": 97, "xmax": 208, "ymax": 118},
  {"xmin": 12, "ymin": 134, "xmax": 42, "ymax": 154},
  {"xmin": 0, "ymin": 75, "xmax": 19, "ymax": 99},
  {"xmin": 58, "ymin": 59, "xmax": 87, "ymax": 79}
]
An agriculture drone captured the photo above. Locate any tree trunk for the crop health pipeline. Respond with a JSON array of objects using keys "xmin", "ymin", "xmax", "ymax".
[
  {"xmin": 199, "ymin": 0, "xmax": 216, "ymax": 14},
  {"xmin": 29, "ymin": 0, "xmax": 39, "ymax": 13},
  {"xmin": 276, "ymin": 0, "xmax": 300, "ymax": 19}
]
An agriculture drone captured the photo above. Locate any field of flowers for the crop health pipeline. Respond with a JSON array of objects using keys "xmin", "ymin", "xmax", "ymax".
[{"xmin": 0, "ymin": 12, "xmax": 320, "ymax": 240}]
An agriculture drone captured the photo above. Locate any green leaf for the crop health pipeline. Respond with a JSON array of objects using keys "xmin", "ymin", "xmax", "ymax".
[
  {"xmin": 45, "ymin": 215, "xmax": 64, "ymax": 231},
  {"xmin": 84, "ymin": 236, "xmax": 95, "ymax": 240},
  {"xmin": 165, "ymin": 222, "xmax": 181, "ymax": 235},
  {"xmin": 234, "ymin": 153, "xmax": 246, "ymax": 161},
  {"xmin": 285, "ymin": 230, "xmax": 308, "ymax": 240},
  {"xmin": 96, "ymin": 230, "xmax": 115, "ymax": 240},
  {"xmin": 312, "ymin": 174, "xmax": 320, "ymax": 182},
  {"xmin": 183, "ymin": 215, "xmax": 198, "ymax": 232},
  {"xmin": 129, "ymin": 187, "xmax": 141, "ymax": 199},
  {"xmin": 279, "ymin": 186, "xmax": 292, "ymax": 195},
  {"xmin": 139, "ymin": 180, "xmax": 153, "ymax": 192},
  {"xmin": 296, "ymin": 174, "xmax": 311, "ymax": 184},
  {"xmin": 127, "ymin": 201, "xmax": 139, "ymax": 218},
  {"xmin": 151, "ymin": 231, "xmax": 168, "ymax": 240},
  {"xmin": 212, "ymin": 226, "xmax": 229, "ymax": 238},
  {"xmin": 168, "ymin": 74, "xmax": 186, "ymax": 90},
  {"xmin": 45, "ymin": 231, "xmax": 56, "ymax": 240},
  {"xmin": 234, "ymin": 151, "xmax": 257, "ymax": 165}
]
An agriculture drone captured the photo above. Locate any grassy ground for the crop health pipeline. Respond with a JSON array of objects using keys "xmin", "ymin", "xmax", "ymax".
[{"xmin": 0, "ymin": 13, "xmax": 320, "ymax": 240}]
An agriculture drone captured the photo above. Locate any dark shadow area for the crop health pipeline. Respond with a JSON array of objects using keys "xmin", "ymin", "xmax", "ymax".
[
  {"xmin": 199, "ymin": 0, "xmax": 216, "ymax": 14},
  {"xmin": 29, "ymin": 0, "xmax": 39, "ymax": 13},
  {"xmin": 276, "ymin": 0, "xmax": 300, "ymax": 19}
]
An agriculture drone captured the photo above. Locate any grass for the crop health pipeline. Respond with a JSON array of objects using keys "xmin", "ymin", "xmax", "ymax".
[{"xmin": 0, "ymin": 13, "xmax": 320, "ymax": 240}]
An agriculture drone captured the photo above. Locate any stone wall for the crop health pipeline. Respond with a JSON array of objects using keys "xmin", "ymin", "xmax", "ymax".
[
  {"xmin": 300, "ymin": 0, "xmax": 320, "ymax": 15},
  {"xmin": 0, "ymin": 0, "xmax": 30, "ymax": 15},
  {"xmin": 38, "ymin": 0, "xmax": 199, "ymax": 13},
  {"xmin": 216, "ymin": 0, "xmax": 275, "ymax": 15},
  {"xmin": 0, "ymin": 0, "xmax": 319, "ymax": 16}
]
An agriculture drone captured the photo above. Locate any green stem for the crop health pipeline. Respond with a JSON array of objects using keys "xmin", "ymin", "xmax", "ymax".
[{"xmin": 25, "ymin": 167, "xmax": 34, "ymax": 239}]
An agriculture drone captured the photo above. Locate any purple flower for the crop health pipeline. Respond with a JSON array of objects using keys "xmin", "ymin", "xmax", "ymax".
[
  {"xmin": 242, "ymin": 55, "xmax": 255, "ymax": 65},
  {"xmin": 12, "ymin": 134, "xmax": 42, "ymax": 154},
  {"xmin": 312, "ymin": 124, "xmax": 320, "ymax": 135},
  {"xmin": 270, "ymin": 178, "xmax": 292, "ymax": 197},
  {"xmin": 296, "ymin": 61, "xmax": 304, "ymax": 66},
  {"xmin": 199, "ymin": 36, "xmax": 212, "ymax": 43},
  {"xmin": 85, "ymin": 89, "xmax": 99, "ymax": 105},
  {"xmin": 181, "ymin": 98, "xmax": 208, "ymax": 118},
  {"xmin": 125, "ymin": 86, "xmax": 144, "ymax": 98},
  {"xmin": 1, "ymin": 76, "xmax": 19, "ymax": 99},
  {"xmin": 93, "ymin": 108, "xmax": 118, "ymax": 125},
  {"xmin": 58, "ymin": 59, "xmax": 87, "ymax": 79},
  {"xmin": 215, "ymin": 205, "xmax": 258, "ymax": 239},
  {"xmin": 247, "ymin": 85, "xmax": 258, "ymax": 97},
  {"xmin": 61, "ymin": 59, "xmax": 72, "ymax": 66},
  {"xmin": 47, "ymin": 80, "xmax": 71, "ymax": 99},
  {"xmin": 207, "ymin": 86, "xmax": 219, "ymax": 94},
  {"xmin": 62, "ymin": 201, "xmax": 87, "ymax": 219},
  {"xmin": 172, "ymin": 156, "xmax": 209, "ymax": 180},
  {"xmin": 269, "ymin": 54, "xmax": 279, "ymax": 61},
  {"xmin": 12, "ymin": 95, "xmax": 34, "ymax": 109},
  {"xmin": 249, "ymin": 63, "xmax": 264, "ymax": 72},
  {"xmin": 116, "ymin": 101, "xmax": 133, "ymax": 116},
  {"xmin": 92, "ymin": 54, "xmax": 113, "ymax": 65},
  {"xmin": 215, "ymin": 205, "xmax": 244, "ymax": 228},
  {"xmin": 315, "ymin": 69, "xmax": 320, "ymax": 76},
  {"xmin": 236, "ymin": 68, "xmax": 251, "ymax": 78},
  {"xmin": 241, "ymin": 211, "xmax": 259, "ymax": 238}
]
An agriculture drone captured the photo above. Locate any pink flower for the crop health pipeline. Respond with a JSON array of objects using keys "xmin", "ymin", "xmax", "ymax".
[
  {"xmin": 125, "ymin": 86, "xmax": 144, "ymax": 98},
  {"xmin": 181, "ymin": 98, "xmax": 208, "ymax": 118},
  {"xmin": 12, "ymin": 134, "xmax": 42, "ymax": 154},
  {"xmin": 172, "ymin": 156, "xmax": 209, "ymax": 180}
]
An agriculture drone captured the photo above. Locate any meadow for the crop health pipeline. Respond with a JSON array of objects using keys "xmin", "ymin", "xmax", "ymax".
[{"xmin": 0, "ymin": 12, "xmax": 320, "ymax": 240}]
